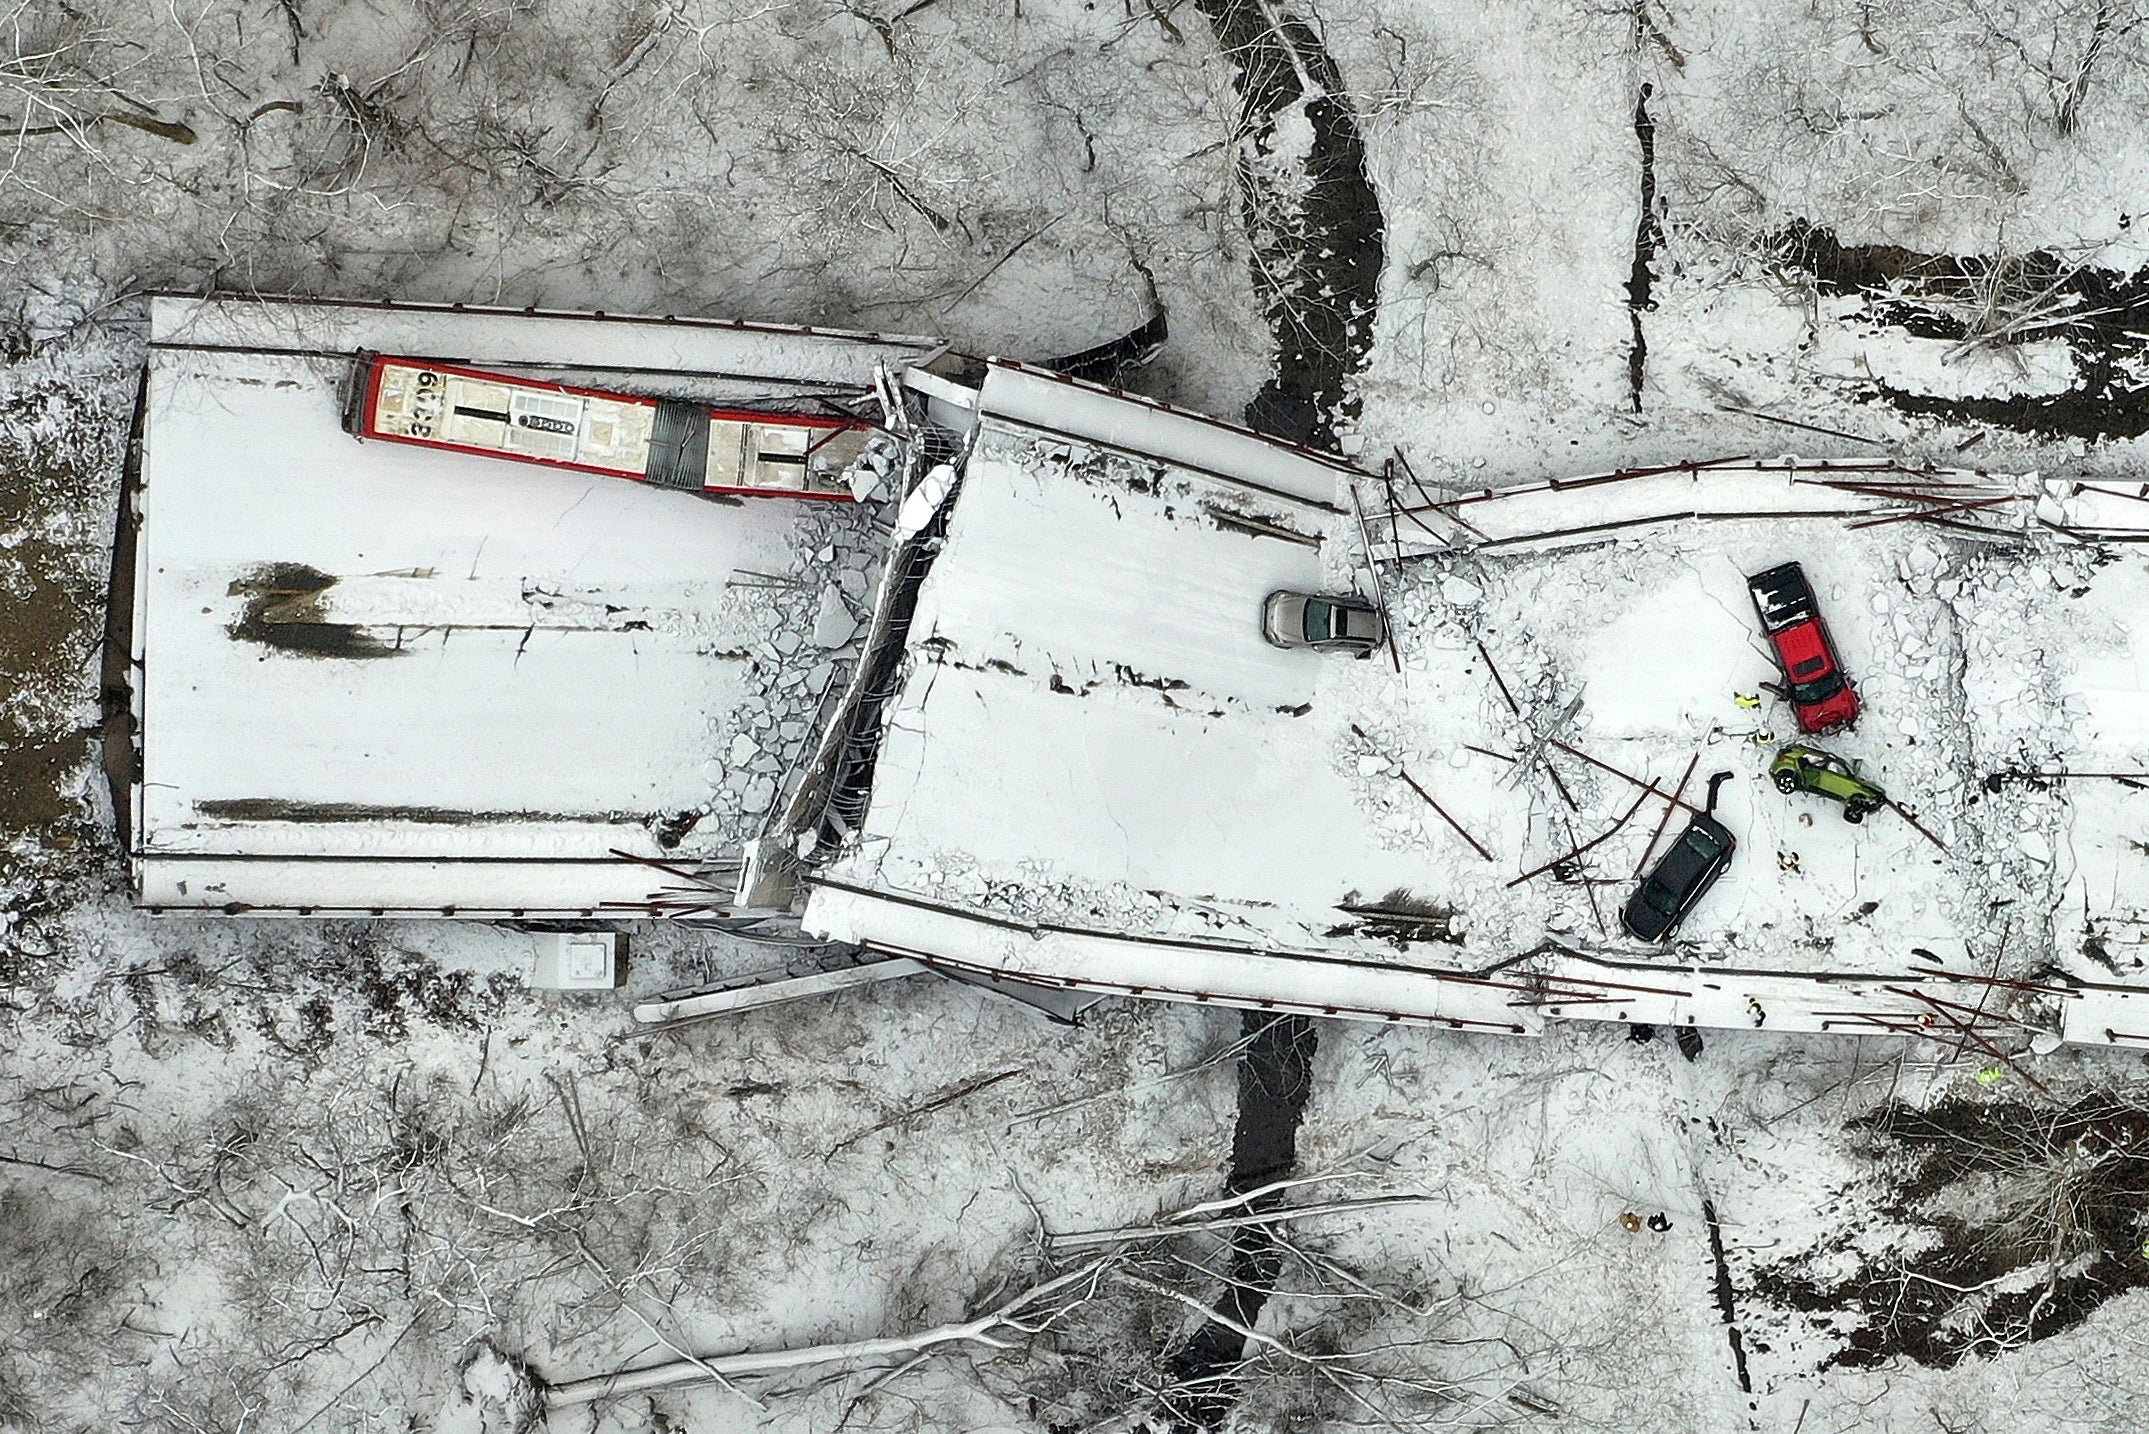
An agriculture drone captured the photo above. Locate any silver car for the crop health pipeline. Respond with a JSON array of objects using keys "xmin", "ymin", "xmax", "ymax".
[{"xmin": 1262, "ymin": 591, "xmax": 1384, "ymax": 653}]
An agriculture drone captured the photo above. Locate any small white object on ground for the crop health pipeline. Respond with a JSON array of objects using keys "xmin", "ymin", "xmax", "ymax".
[{"xmin": 528, "ymin": 932, "xmax": 623, "ymax": 990}]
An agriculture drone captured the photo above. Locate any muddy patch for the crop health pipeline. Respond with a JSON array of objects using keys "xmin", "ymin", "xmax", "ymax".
[
  {"xmin": 1754, "ymin": 1093, "xmax": 2149, "ymax": 1368},
  {"xmin": 0, "ymin": 360, "xmax": 130, "ymax": 855},
  {"xmin": 1774, "ymin": 221, "xmax": 2149, "ymax": 441},
  {"xmin": 1193, "ymin": 0, "xmax": 1384, "ymax": 451},
  {"xmin": 0, "ymin": 567, "xmax": 90, "ymax": 834},
  {"xmin": 227, "ymin": 562, "xmax": 402, "ymax": 660},
  {"xmin": 1, "ymin": 532, "xmax": 98, "ymax": 833}
]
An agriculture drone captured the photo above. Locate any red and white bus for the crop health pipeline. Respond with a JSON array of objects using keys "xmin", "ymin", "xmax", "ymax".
[{"xmin": 339, "ymin": 352, "xmax": 880, "ymax": 500}]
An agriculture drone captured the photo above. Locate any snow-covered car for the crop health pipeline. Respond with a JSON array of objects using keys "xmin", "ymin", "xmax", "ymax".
[
  {"xmin": 1622, "ymin": 812, "xmax": 1737, "ymax": 942},
  {"xmin": 1770, "ymin": 744, "xmax": 1886, "ymax": 822},
  {"xmin": 1261, "ymin": 591, "xmax": 1383, "ymax": 653},
  {"xmin": 1746, "ymin": 561, "xmax": 1860, "ymax": 734}
]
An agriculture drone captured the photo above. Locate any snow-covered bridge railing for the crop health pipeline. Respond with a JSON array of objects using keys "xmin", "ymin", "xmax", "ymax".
[
  {"xmin": 806, "ymin": 874, "xmax": 2141, "ymax": 1055},
  {"xmin": 1366, "ymin": 455, "xmax": 2043, "ymax": 557}
]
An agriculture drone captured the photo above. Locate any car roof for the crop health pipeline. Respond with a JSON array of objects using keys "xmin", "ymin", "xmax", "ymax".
[
  {"xmin": 1748, "ymin": 561, "xmax": 1809, "ymax": 597},
  {"xmin": 1686, "ymin": 811, "xmax": 1733, "ymax": 842},
  {"xmin": 1647, "ymin": 814, "xmax": 1732, "ymax": 892},
  {"xmin": 1772, "ymin": 622, "xmax": 1829, "ymax": 666},
  {"xmin": 1339, "ymin": 606, "xmax": 1382, "ymax": 639}
]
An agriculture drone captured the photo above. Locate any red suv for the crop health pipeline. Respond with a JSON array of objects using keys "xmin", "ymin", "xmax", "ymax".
[{"xmin": 1747, "ymin": 562, "xmax": 1860, "ymax": 734}]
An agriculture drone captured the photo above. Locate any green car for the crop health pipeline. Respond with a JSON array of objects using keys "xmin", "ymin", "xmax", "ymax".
[{"xmin": 1770, "ymin": 744, "xmax": 1886, "ymax": 822}]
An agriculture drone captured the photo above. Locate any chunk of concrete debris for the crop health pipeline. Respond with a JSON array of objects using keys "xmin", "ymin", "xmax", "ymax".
[{"xmin": 813, "ymin": 585, "xmax": 860, "ymax": 648}]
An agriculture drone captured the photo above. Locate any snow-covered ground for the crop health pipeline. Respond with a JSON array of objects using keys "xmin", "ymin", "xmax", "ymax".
[{"xmin": 13, "ymin": 0, "xmax": 2149, "ymax": 1430}]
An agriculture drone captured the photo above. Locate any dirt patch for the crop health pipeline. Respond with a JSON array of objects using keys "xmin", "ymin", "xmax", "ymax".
[
  {"xmin": 0, "ymin": 708, "xmax": 88, "ymax": 831},
  {"xmin": 0, "ymin": 530, "xmax": 98, "ymax": 833},
  {"xmin": 226, "ymin": 562, "xmax": 403, "ymax": 660},
  {"xmin": 0, "ymin": 357, "xmax": 131, "ymax": 856},
  {"xmin": 1753, "ymin": 1093, "xmax": 2149, "ymax": 1368},
  {"xmin": 1773, "ymin": 221, "xmax": 2149, "ymax": 441}
]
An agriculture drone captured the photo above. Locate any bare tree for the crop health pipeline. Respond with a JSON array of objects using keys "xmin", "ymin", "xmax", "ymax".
[{"xmin": 541, "ymin": 1176, "xmax": 1581, "ymax": 1430}]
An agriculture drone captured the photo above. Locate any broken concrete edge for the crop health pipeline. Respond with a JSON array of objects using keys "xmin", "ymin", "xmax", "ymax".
[
  {"xmin": 737, "ymin": 354, "xmax": 1357, "ymax": 915},
  {"xmin": 737, "ymin": 368, "xmax": 975, "ymax": 912}
]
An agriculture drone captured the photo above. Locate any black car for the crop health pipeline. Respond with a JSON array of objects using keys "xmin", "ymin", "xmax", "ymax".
[{"xmin": 1622, "ymin": 813, "xmax": 1736, "ymax": 942}]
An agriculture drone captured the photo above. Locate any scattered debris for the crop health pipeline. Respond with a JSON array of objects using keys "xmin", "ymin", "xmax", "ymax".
[{"xmin": 1350, "ymin": 723, "xmax": 1493, "ymax": 861}]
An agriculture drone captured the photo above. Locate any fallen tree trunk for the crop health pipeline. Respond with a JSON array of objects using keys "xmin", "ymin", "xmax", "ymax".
[{"xmin": 545, "ymin": 1257, "xmax": 1114, "ymax": 1406}]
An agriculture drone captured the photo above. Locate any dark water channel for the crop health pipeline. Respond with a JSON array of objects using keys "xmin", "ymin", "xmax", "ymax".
[
  {"xmin": 1127, "ymin": 0, "xmax": 1384, "ymax": 1420},
  {"xmin": 1190, "ymin": 0, "xmax": 1385, "ymax": 452},
  {"xmin": 1628, "ymin": 83, "xmax": 1661, "ymax": 410},
  {"xmin": 1160, "ymin": 1012, "xmax": 1320, "ymax": 1429}
]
